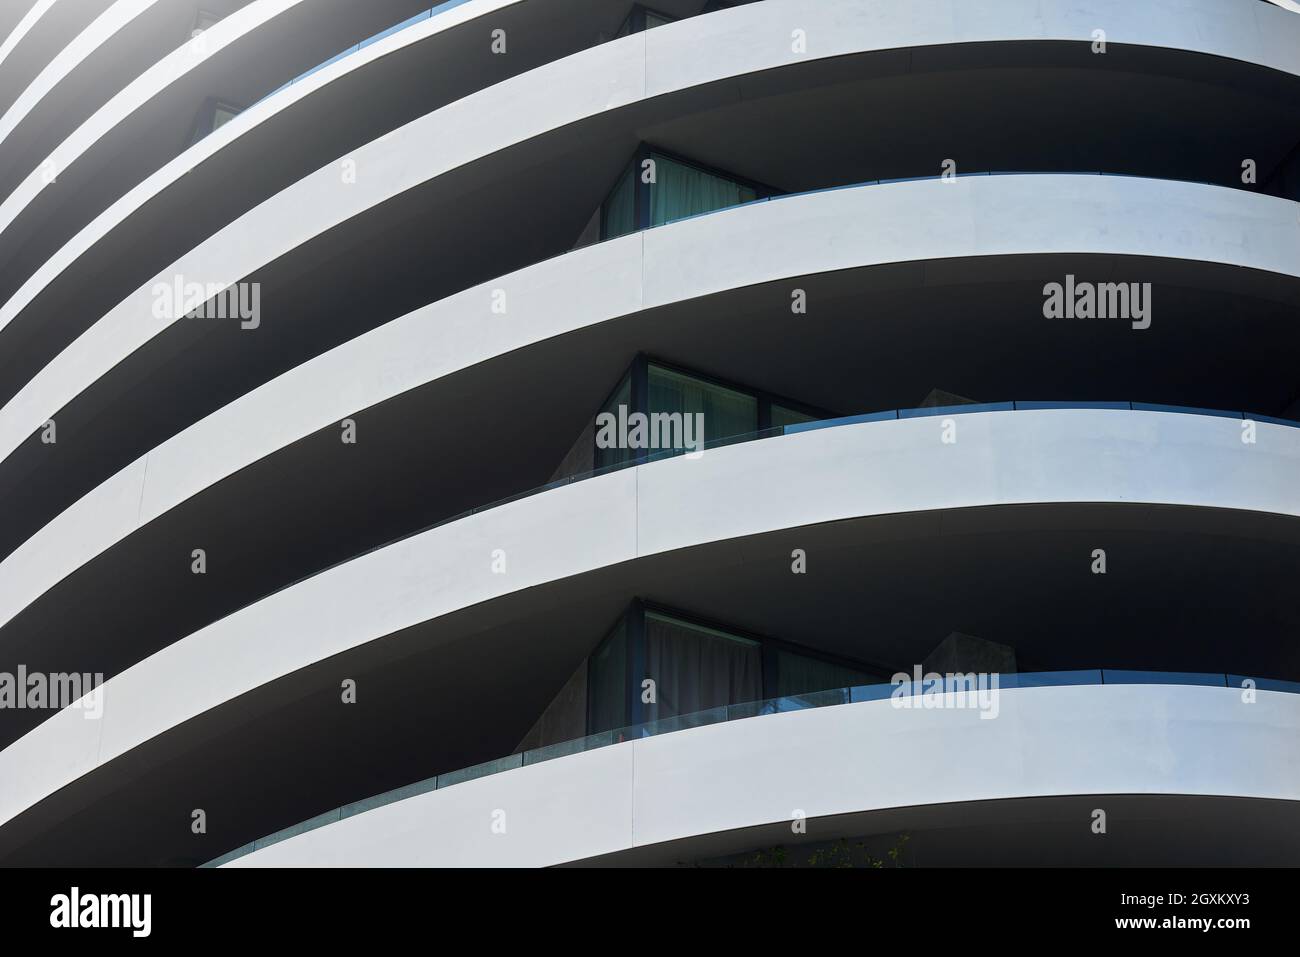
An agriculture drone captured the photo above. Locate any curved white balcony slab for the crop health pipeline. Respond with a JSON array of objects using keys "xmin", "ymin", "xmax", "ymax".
[
  {"xmin": 219, "ymin": 683, "xmax": 1300, "ymax": 866},
  {"xmin": 0, "ymin": 0, "xmax": 519, "ymax": 284},
  {"xmin": 0, "ymin": 0, "xmax": 305, "ymax": 225},
  {"xmin": 0, "ymin": 174, "xmax": 1297, "ymax": 639},
  {"xmin": 3, "ymin": 0, "xmax": 1299, "ymax": 474},
  {"xmin": 0, "ymin": 0, "xmax": 161, "ymax": 157},
  {"xmin": 0, "ymin": 1, "xmax": 58, "ymax": 74},
  {"xmin": 2, "ymin": 405, "xmax": 1299, "ymax": 832}
]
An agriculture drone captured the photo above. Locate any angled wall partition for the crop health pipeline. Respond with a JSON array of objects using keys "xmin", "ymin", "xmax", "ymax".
[{"xmin": 1, "ymin": 0, "xmax": 1299, "ymax": 868}]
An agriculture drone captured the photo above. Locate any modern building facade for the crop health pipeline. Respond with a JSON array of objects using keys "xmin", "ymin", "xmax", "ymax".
[{"xmin": 0, "ymin": 0, "xmax": 1298, "ymax": 867}]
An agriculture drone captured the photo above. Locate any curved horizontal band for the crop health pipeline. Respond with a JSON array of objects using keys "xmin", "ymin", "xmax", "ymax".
[
  {"xmin": 4, "ymin": 0, "xmax": 1300, "ymax": 474},
  {"xmin": 0, "ymin": 1, "xmax": 59, "ymax": 83},
  {"xmin": 0, "ymin": 0, "xmax": 519, "ymax": 309},
  {"xmin": 2, "ymin": 405, "xmax": 1298, "ymax": 832},
  {"xmin": 0, "ymin": 0, "xmax": 159, "ymax": 157},
  {"xmin": 222, "ymin": 682, "xmax": 1300, "ymax": 867},
  {"xmin": 0, "ymin": 1, "xmax": 297, "ymax": 213},
  {"xmin": 2, "ymin": 175, "xmax": 1300, "ymax": 639},
  {"xmin": 0, "ymin": 173, "xmax": 1297, "ymax": 638}
]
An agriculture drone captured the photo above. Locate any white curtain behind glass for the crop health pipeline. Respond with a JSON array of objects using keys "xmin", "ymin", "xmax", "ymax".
[
  {"xmin": 648, "ymin": 365, "xmax": 757, "ymax": 444},
  {"xmin": 650, "ymin": 155, "xmax": 757, "ymax": 226},
  {"xmin": 644, "ymin": 614, "xmax": 761, "ymax": 721}
]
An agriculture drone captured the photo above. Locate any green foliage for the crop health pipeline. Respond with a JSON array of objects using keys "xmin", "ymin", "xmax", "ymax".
[{"xmin": 731, "ymin": 832, "xmax": 910, "ymax": 868}]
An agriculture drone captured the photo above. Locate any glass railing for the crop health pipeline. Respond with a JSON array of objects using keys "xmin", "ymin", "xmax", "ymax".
[
  {"xmin": 248, "ymin": 1, "xmax": 474, "ymax": 110},
  {"xmin": 244, "ymin": 0, "xmax": 766, "ymax": 114},
  {"xmin": 212, "ymin": 11, "xmax": 1299, "ymax": 207},
  {"xmin": 649, "ymin": 166, "xmax": 1300, "ymax": 230},
  {"xmin": 241, "ymin": 0, "xmax": 1295, "ymax": 118},
  {"xmin": 203, "ymin": 668, "xmax": 1300, "ymax": 866},
  {"xmin": 252, "ymin": 400, "xmax": 1299, "ymax": 612}
]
